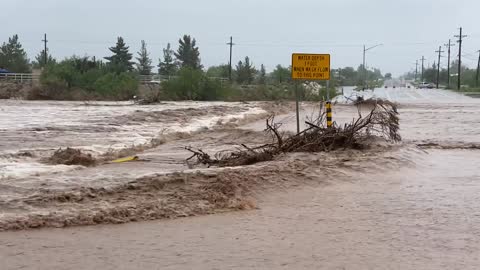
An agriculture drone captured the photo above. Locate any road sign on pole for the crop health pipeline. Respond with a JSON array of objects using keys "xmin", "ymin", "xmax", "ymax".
[
  {"xmin": 291, "ymin": 53, "xmax": 331, "ymax": 133},
  {"xmin": 291, "ymin": 53, "xmax": 330, "ymax": 80}
]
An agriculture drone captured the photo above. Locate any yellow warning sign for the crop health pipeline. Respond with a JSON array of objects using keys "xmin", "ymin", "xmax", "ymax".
[{"xmin": 291, "ymin": 53, "xmax": 330, "ymax": 80}]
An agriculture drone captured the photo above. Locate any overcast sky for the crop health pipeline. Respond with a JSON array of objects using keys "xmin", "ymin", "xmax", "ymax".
[{"xmin": 2, "ymin": 0, "xmax": 480, "ymax": 75}]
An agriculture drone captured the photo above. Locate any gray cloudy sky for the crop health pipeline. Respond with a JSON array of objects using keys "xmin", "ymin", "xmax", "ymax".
[{"xmin": 2, "ymin": 0, "xmax": 480, "ymax": 75}]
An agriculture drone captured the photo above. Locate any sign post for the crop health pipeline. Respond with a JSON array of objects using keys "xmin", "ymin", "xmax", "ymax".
[
  {"xmin": 291, "ymin": 53, "xmax": 331, "ymax": 131},
  {"xmin": 295, "ymin": 82, "xmax": 300, "ymax": 134}
]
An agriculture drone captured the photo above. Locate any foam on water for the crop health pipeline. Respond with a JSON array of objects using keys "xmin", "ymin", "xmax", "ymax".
[
  {"xmin": 0, "ymin": 158, "xmax": 83, "ymax": 179},
  {"xmin": 0, "ymin": 100, "xmax": 266, "ymax": 180}
]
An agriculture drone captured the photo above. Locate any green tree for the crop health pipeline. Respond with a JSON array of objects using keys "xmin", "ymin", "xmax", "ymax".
[
  {"xmin": 258, "ymin": 64, "xmax": 266, "ymax": 84},
  {"xmin": 384, "ymin": 73, "xmax": 392, "ymax": 79},
  {"xmin": 135, "ymin": 40, "xmax": 152, "ymax": 75},
  {"xmin": 93, "ymin": 72, "xmax": 138, "ymax": 100},
  {"xmin": 104, "ymin": 37, "xmax": 134, "ymax": 73},
  {"xmin": 206, "ymin": 64, "xmax": 229, "ymax": 78},
  {"xmin": 174, "ymin": 35, "xmax": 201, "ymax": 69},
  {"xmin": 32, "ymin": 48, "xmax": 56, "ymax": 68},
  {"xmin": 235, "ymin": 56, "xmax": 256, "ymax": 84},
  {"xmin": 337, "ymin": 67, "xmax": 357, "ymax": 86},
  {"xmin": 158, "ymin": 43, "xmax": 177, "ymax": 76},
  {"xmin": 162, "ymin": 67, "xmax": 202, "ymax": 99},
  {"xmin": 270, "ymin": 65, "xmax": 290, "ymax": 84},
  {"xmin": 0, "ymin": 34, "xmax": 30, "ymax": 73}
]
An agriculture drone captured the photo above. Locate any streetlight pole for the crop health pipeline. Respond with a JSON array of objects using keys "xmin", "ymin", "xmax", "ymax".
[
  {"xmin": 363, "ymin": 45, "xmax": 366, "ymax": 89},
  {"xmin": 363, "ymin": 44, "xmax": 383, "ymax": 89}
]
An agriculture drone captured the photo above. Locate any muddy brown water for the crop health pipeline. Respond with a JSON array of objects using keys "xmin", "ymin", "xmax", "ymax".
[{"xmin": 1, "ymin": 91, "xmax": 480, "ymax": 269}]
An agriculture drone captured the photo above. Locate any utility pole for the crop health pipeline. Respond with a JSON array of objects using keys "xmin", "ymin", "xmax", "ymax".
[
  {"xmin": 41, "ymin": 33, "xmax": 48, "ymax": 67},
  {"xmin": 435, "ymin": 46, "xmax": 444, "ymax": 89},
  {"xmin": 454, "ymin": 27, "xmax": 467, "ymax": 90},
  {"xmin": 415, "ymin": 60, "xmax": 419, "ymax": 81},
  {"xmin": 476, "ymin": 50, "xmax": 480, "ymax": 87},
  {"xmin": 227, "ymin": 36, "xmax": 234, "ymax": 82},
  {"xmin": 362, "ymin": 45, "xmax": 366, "ymax": 89},
  {"xmin": 444, "ymin": 39, "xmax": 455, "ymax": 89},
  {"xmin": 421, "ymin": 56, "xmax": 425, "ymax": 82}
]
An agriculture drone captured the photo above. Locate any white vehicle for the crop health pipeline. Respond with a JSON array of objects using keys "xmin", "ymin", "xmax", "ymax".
[{"xmin": 418, "ymin": 82, "xmax": 434, "ymax": 89}]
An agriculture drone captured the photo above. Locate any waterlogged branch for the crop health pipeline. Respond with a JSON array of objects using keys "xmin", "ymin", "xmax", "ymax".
[{"xmin": 187, "ymin": 100, "xmax": 401, "ymax": 167}]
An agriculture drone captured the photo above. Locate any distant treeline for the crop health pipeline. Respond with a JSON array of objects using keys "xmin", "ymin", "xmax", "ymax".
[
  {"xmin": 402, "ymin": 61, "xmax": 478, "ymax": 90},
  {"xmin": 1, "ymin": 34, "xmax": 385, "ymax": 100}
]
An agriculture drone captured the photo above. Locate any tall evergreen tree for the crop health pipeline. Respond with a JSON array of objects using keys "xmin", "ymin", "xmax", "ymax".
[
  {"xmin": 158, "ymin": 43, "xmax": 177, "ymax": 76},
  {"xmin": 33, "ymin": 48, "xmax": 56, "ymax": 68},
  {"xmin": 135, "ymin": 40, "xmax": 152, "ymax": 75},
  {"xmin": 236, "ymin": 56, "xmax": 256, "ymax": 84},
  {"xmin": 174, "ymin": 35, "xmax": 201, "ymax": 69},
  {"xmin": 104, "ymin": 37, "xmax": 134, "ymax": 73},
  {"xmin": 0, "ymin": 34, "xmax": 30, "ymax": 73},
  {"xmin": 258, "ymin": 64, "xmax": 266, "ymax": 84}
]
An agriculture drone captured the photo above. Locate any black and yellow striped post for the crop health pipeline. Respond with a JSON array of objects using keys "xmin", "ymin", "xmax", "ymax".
[{"xmin": 326, "ymin": 101, "xmax": 333, "ymax": 128}]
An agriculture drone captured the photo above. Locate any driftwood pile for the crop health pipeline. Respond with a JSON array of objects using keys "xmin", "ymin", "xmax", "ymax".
[
  {"xmin": 47, "ymin": 147, "xmax": 97, "ymax": 167},
  {"xmin": 186, "ymin": 100, "xmax": 401, "ymax": 167}
]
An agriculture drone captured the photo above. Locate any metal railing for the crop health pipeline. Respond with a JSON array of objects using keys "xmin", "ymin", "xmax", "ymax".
[
  {"xmin": 138, "ymin": 74, "xmax": 229, "ymax": 84},
  {"xmin": 0, "ymin": 73, "xmax": 40, "ymax": 83},
  {"xmin": 0, "ymin": 73, "xmax": 229, "ymax": 85}
]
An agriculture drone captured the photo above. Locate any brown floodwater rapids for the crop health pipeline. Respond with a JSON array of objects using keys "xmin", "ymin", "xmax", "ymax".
[{"xmin": 1, "ymin": 88, "xmax": 480, "ymax": 269}]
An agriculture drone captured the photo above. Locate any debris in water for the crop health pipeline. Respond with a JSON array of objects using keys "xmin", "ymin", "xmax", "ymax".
[
  {"xmin": 186, "ymin": 100, "xmax": 401, "ymax": 167},
  {"xmin": 47, "ymin": 147, "xmax": 96, "ymax": 167},
  {"xmin": 111, "ymin": 156, "xmax": 139, "ymax": 163}
]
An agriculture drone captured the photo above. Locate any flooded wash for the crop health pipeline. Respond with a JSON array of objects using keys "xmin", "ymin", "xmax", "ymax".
[{"xmin": 1, "ymin": 88, "xmax": 480, "ymax": 269}]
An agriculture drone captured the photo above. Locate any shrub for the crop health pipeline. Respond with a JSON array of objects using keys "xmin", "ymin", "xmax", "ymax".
[
  {"xmin": 39, "ymin": 56, "xmax": 139, "ymax": 100},
  {"xmin": 161, "ymin": 67, "xmax": 229, "ymax": 101},
  {"xmin": 93, "ymin": 72, "xmax": 138, "ymax": 100}
]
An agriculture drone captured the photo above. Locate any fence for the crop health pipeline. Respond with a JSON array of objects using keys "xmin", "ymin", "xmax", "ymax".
[
  {"xmin": 0, "ymin": 73, "xmax": 40, "ymax": 84},
  {"xmin": 138, "ymin": 74, "xmax": 229, "ymax": 85},
  {"xmin": 0, "ymin": 73, "xmax": 229, "ymax": 85}
]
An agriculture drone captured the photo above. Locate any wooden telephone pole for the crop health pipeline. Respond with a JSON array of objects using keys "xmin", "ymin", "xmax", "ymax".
[
  {"xmin": 435, "ymin": 46, "xmax": 444, "ymax": 89},
  {"xmin": 454, "ymin": 27, "xmax": 467, "ymax": 90},
  {"xmin": 227, "ymin": 36, "xmax": 234, "ymax": 82}
]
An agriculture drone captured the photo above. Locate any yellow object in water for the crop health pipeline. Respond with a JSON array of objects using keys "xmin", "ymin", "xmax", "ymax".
[{"xmin": 112, "ymin": 156, "xmax": 139, "ymax": 163}]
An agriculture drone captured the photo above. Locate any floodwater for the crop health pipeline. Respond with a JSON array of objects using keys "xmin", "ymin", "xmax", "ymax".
[
  {"xmin": 0, "ymin": 100, "xmax": 265, "ymax": 179},
  {"xmin": 1, "ymin": 88, "xmax": 480, "ymax": 269}
]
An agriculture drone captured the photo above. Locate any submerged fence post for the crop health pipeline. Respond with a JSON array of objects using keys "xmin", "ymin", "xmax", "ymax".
[{"xmin": 326, "ymin": 101, "xmax": 333, "ymax": 128}]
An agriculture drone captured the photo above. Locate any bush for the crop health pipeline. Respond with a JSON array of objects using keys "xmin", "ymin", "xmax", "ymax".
[
  {"xmin": 39, "ymin": 56, "xmax": 139, "ymax": 100},
  {"xmin": 161, "ymin": 67, "xmax": 229, "ymax": 100},
  {"xmin": 93, "ymin": 72, "xmax": 138, "ymax": 100}
]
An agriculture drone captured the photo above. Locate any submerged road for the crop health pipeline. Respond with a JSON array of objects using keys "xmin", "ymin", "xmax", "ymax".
[{"xmin": 1, "ymin": 87, "xmax": 480, "ymax": 270}]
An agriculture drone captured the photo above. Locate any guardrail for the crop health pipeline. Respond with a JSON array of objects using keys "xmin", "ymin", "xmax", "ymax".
[{"xmin": 0, "ymin": 73, "xmax": 40, "ymax": 83}]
